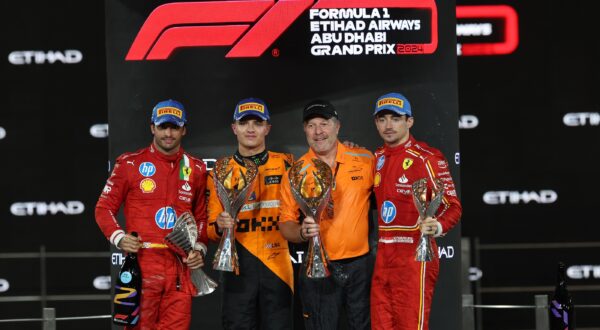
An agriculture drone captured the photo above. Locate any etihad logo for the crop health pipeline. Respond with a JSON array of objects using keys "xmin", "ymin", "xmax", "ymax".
[
  {"xmin": 238, "ymin": 102, "xmax": 265, "ymax": 113},
  {"xmin": 0, "ymin": 278, "xmax": 9, "ymax": 293},
  {"xmin": 10, "ymin": 201, "xmax": 85, "ymax": 216},
  {"xmin": 93, "ymin": 276, "xmax": 111, "ymax": 290},
  {"xmin": 483, "ymin": 190, "xmax": 557, "ymax": 205},
  {"xmin": 90, "ymin": 124, "xmax": 109, "ymax": 138},
  {"xmin": 567, "ymin": 265, "xmax": 600, "ymax": 279},
  {"xmin": 459, "ymin": 115, "xmax": 479, "ymax": 129},
  {"xmin": 126, "ymin": 0, "xmax": 438, "ymax": 60},
  {"xmin": 377, "ymin": 97, "xmax": 404, "ymax": 108},
  {"xmin": 157, "ymin": 107, "xmax": 183, "ymax": 118},
  {"xmin": 563, "ymin": 112, "xmax": 600, "ymax": 127},
  {"xmin": 8, "ymin": 50, "xmax": 83, "ymax": 65}
]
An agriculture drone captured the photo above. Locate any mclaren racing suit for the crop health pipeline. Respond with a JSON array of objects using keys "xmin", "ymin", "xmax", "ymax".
[
  {"xmin": 207, "ymin": 150, "xmax": 294, "ymax": 330},
  {"xmin": 371, "ymin": 135, "xmax": 461, "ymax": 330},
  {"xmin": 95, "ymin": 143, "xmax": 208, "ymax": 330}
]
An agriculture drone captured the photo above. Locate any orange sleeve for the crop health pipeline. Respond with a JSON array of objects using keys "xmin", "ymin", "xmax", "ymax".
[
  {"xmin": 206, "ymin": 170, "xmax": 225, "ymax": 241},
  {"xmin": 279, "ymin": 168, "xmax": 300, "ymax": 223}
]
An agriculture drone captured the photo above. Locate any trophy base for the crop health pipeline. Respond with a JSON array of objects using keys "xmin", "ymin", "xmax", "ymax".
[
  {"xmin": 191, "ymin": 269, "xmax": 218, "ymax": 296},
  {"xmin": 212, "ymin": 250, "xmax": 240, "ymax": 274}
]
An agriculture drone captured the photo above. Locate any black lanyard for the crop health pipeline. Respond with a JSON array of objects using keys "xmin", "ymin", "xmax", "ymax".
[{"xmin": 332, "ymin": 162, "xmax": 340, "ymax": 191}]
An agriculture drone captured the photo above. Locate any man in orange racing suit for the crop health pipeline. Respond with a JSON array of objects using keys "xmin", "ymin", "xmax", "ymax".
[
  {"xmin": 95, "ymin": 99, "xmax": 208, "ymax": 329},
  {"xmin": 371, "ymin": 93, "xmax": 462, "ymax": 330},
  {"xmin": 207, "ymin": 98, "xmax": 294, "ymax": 329}
]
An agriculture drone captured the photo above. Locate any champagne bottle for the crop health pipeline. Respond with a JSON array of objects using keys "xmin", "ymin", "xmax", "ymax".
[
  {"xmin": 112, "ymin": 232, "xmax": 142, "ymax": 326},
  {"xmin": 549, "ymin": 262, "xmax": 575, "ymax": 330}
]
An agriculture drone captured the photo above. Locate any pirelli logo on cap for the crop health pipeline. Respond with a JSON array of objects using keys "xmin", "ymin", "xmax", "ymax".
[
  {"xmin": 377, "ymin": 98, "xmax": 404, "ymax": 108},
  {"xmin": 238, "ymin": 102, "xmax": 265, "ymax": 113},
  {"xmin": 157, "ymin": 107, "xmax": 183, "ymax": 118}
]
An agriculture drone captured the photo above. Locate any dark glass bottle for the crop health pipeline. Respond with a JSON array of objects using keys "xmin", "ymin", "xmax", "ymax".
[
  {"xmin": 549, "ymin": 262, "xmax": 575, "ymax": 330},
  {"xmin": 112, "ymin": 232, "xmax": 142, "ymax": 326}
]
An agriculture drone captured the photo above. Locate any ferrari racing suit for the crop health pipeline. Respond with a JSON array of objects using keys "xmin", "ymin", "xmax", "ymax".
[
  {"xmin": 371, "ymin": 135, "xmax": 462, "ymax": 330},
  {"xmin": 95, "ymin": 143, "xmax": 208, "ymax": 329}
]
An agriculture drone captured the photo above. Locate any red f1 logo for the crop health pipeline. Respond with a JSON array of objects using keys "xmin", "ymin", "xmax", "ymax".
[
  {"xmin": 126, "ymin": 0, "xmax": 438, "ymax": 60},
  {"xmin": 456, "ymin": 5, "xmax": 519, "ymax": 56}
]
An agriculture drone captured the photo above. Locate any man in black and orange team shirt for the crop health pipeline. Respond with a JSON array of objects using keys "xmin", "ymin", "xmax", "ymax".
[
  {"xmin": 207, "ymin": 98, "xmax": 294, "ymax": 329},
  {"xmin": 371, "ymin": 93, "xmax": 462, "ymax": 330},
  {"xmin": 95, "ymin": 99, "xmax": 208, "ymax": 329},
  {"xmin": 279, "ymin": 100, "xmax": 374, "ymax": 330}
]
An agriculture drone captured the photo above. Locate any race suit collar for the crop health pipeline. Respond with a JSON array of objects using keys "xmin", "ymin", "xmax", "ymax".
[
  {"xmin": 233, "ymin": 149, "xmax": 269, "ymax": 167},
  {"xmin": 385, "ymin": 135, "xmax": 415, "ymax": 155},
  {"xmin": 149, "ymin": 143, "xmax": 184, "ymax": 162}
]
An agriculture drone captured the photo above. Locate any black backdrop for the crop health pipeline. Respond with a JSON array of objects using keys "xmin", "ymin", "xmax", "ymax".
[
  {"xmin": 457, "ymin": 0, "xmax": 600, "ymax": 329},
  {"xmin": 2, "ymin": 0, "xmax": 598, "ymax": 329},
  {"xmin": 1, "ymin": 0, "xmax": 111, "ymax": 329}
]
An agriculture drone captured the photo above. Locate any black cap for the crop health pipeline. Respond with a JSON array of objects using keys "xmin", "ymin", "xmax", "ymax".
[{"xmin": 302, "ymin": 100, "xmax": 339, "ymax": 122}]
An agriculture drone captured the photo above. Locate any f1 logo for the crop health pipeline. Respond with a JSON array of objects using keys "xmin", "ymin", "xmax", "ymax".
[{"xmin": 126, "ymin": 0, "xmax": 438, "ymax": 60}]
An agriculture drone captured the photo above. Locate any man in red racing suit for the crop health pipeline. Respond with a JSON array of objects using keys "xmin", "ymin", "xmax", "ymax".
[
  {"xmin": 371, "ymin": 93, "xmax": 462, "ymax": 330},
  {"xmin": 95, "ymin": 99, "xmax": 208, "ymax": 329}
]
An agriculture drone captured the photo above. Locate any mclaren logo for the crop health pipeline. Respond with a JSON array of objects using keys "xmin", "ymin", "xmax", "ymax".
[
  {"xmin": 126, "ymin": 0, "xmax": 438, "ymax": 60},
  {"xmin": 482, "ymin": 190, "xmax": 557, "ymax": 205}
]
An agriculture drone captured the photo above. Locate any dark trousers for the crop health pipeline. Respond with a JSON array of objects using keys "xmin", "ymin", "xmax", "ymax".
[
  {"xmin": 299, "ymin": 254, "xmax": 371, "ymax": 330},
  {"xmin": 221, "ymin": 243, "xmax": 293, "ymax": 330}
]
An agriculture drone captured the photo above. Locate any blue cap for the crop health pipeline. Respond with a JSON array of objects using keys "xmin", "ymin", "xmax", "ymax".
[
  {"xmin": 373, "ymin": 93, "xmax": 412, "ymax": 117},
  {"xmin": 151, "ymin": 99, "xmax": 187, "ymax": 127},
  {"xmin": 233, "ymin": 98, "xmax": 270, "ymax": 121}
]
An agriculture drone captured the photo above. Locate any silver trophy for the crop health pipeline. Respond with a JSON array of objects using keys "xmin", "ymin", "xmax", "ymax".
[
  {"xmin": 289, "ymin": 158, "xmax": 333, "ymax": 279},
  {"xmin": 212, "ymin": 157, "xmax": 259, "ymax": 274},
  {"xmin": 164, "ymin": 212, "xmax": 218, "ymax": 296},
  {"xmin": 413, "ymin": 178, "xmax": 445, "ymax": 262}
]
